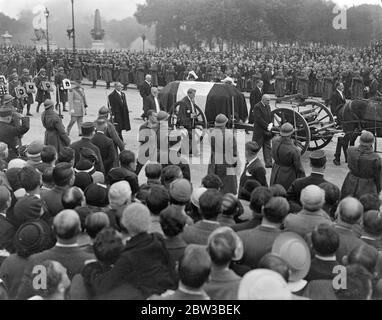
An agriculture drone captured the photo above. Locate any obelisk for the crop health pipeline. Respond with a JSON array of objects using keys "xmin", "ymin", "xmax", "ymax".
[{"xmin": 91, "ymin": 9, "xmax": 105, "ymax": 50}]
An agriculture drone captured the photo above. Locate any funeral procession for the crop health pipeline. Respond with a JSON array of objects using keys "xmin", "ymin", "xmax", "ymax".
[{"xmin": 0, "ymin": 0, "xmax": 382, "ymax": 306}]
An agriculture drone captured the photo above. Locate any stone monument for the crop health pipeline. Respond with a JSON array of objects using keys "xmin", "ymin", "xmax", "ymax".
[{"xmin": 91, "ymin": 9, "xmax": 105, "ymax": 50}]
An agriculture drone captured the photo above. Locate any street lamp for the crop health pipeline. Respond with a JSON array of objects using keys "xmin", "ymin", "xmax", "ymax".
[
  {"xmin": 45, "ymin": 7, "xmax": 50, "ymax": 54},
  {"xmin": 70, "ymin": 0, "xmax": 76, "ymax": 57}
]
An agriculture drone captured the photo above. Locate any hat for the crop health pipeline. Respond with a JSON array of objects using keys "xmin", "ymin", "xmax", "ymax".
[
  {"xmin": 157, "ymin": 111, "xmax": 169, "ymax": 122},
  {"xmin": 108, "ymin": 168, "xmax": 128, "ymax": 185},
  {"xmin": 85, "ymin": 183, "xmax": 109, "ymax": 207},
  {"xmin": 190, "ymin": 187, "xmax": 207, "ymax": 209},
  {"xmin": 272, "ymin": 232, "xmax": 311, "ymax": 282},
  {"xmin": 14, "ymin": 195, "xmax": 43, "ymax": 224},
  {"xmin": 81, "ymin": 122, "xmax": 95, "ymax": 136},
  {"xmin": 14, "ymin": 221, "xmax": 48, "ymax": 257},
  {"xmin": 0, "ymin": 102, "xmax": 13, "ymax": 117},
  {"xmin": 215, "ymin": 114, "xmax": 228, "ymax": 127},
  {"xmin": 238, "ymin": 269, "xmax": 292, "ymax": 300},
  {"xmin": 360, "ymin": 131, "xmax": 375, "ymax": 146},
  {"xmin": 280, "ymin": 123, "xmax": 294, "ymax": 137},
  {"xmin": 2, "ymin": 95, "xmax": 14, "ymax": 105},
  {"xmin": 98, "ymin": 106, "xmax": 110, "ymax": 116},
  {"xmin": 75, "ymin": 160, "xmax": 96, "ymax": 175},
  {"xmin": 26, "ymin": 141, "xmax": 44, "ymax": 159},
  {"xmin": 208, "ymin": 226, "xmax": 244, "ymax": 262},
  {"xmin": 309, "ymin": 150, "xmax": 326, "ymax": 167},
  {"xmin": 74, "ymin": 172, "xmax": 93, "ymax": 191},
  {"xmin": 44, "ymin": 99, "xmax": 54, "ymax": 110},
  {"xmin": 7, "ymin": 159, "xmax": 26, "ymax": 170},
  {"xmin": 169, "ymin": 179, "xmax": 192, "ymax": 203}
]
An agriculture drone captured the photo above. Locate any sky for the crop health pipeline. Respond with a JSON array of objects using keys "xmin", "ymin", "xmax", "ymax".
[{"xmin": 0, "ymin": 0, "xmax": 380, "ymax": 20}]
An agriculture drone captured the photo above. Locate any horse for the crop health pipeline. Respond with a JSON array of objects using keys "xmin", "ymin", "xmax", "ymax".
[{"xmin": 335, "ymin": 99, "xmax": 382, "ymax": 153}]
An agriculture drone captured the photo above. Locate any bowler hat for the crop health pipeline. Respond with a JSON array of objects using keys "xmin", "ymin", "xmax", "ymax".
[
  {"xmin": 215, "ymin": 114, "xmax": 228, "ymax": 127},
  {"xmin": 26, "ymin": 141, "xmax": 44, "ymax": 159},
  {"xmin": 280, "ymin": 123, "xmax": 294, "ymax": 137},
  {"xmin": 2, "ymin": 94, "xmax": 14, "ymax": 105},
  {"xmin": 169, "ymin": 179, "xmax": 192, "ymax": 203},
  {"xmin": 44, "ymin": 99, "xmax": 54, "ymax": 110},
  {"xmin": 272, "ymin": 232, "xmax": 311, "ymax": 282},
  {"xmin": 14, "ymin": 221, "xmax": 49, "ymax": 257}
]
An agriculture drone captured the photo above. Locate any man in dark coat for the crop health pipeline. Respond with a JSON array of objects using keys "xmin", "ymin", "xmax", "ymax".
[
  {"xmin": 240, "ymin": 141, "xmax": 268, "ymax": 190},
  {"xmin": 249, "ymin": 80, "xmax": 263, "ymax": 125},
  {"xmin": 0, "ymin": 103, "xmax": 30, "ymax": 160},
  {"xmin": 287, "ymin": 150, "xmax": 329, "ymax": 209},
  {"xmin": 252, "ymin": 95, "xmax": 273, "ymax": 168},
  {"xmin": 91, "ymin": 118, "xmax": 118, "ymax": 176},
  {"xmin": 140, "ymin": 74, "xmax": 152, "ymax": 119},
  {"xmin": 270, "ymin": 123, "xmax": 305, "ymax": 191},
  {"xmin": 70, "ymin": 122, "xmax": 105, "ymax": 174},
  {"xmin": 108, "ymin": 82, "xmax": 131, "ymax": 140},
  {"xmin": 98, "ymin": 106, "xmax": 125, "ymax": 153},
  {"xmin": 331, "ymin": 82, "xmax": 350, "ymax": 166},
  {"xmin": 144, "ymin": 87, "xmax": 164, "ymax": 115},
  {"xmin": 176, "ymin": 88, "xmax": 199, "ymax": 156},
  {"xmin": 341, "ymin": 131, "xmax": 382, "ymax": 199},
  {"xmin": 82, "ymin": 204, "xmax": 177, "ymax": 299},
  {"xmin": 35, "ymin": 68, "xmax": 52, "ymax": 113},
  {"xmin": 41, "ymin": 99, "xmax": 70, "ymax": 154}
]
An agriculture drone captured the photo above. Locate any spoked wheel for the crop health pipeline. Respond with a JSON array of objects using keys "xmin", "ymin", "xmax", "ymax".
[
  {"xmin": 297, "ymin": 100, "xmax": 336, "ymax": 151},
  {"xmin": 271, "ymin": 107, "xmax": 311, "ymax": 155}
]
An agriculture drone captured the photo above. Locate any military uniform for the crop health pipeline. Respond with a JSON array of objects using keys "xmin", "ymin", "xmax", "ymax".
[
  {"xmin": 341, "ymin": 141, "xmax": 382, "ymax": 199},
  {"xmin": 270, "ymin": 134, "xmax": 305, "ymax": 191}
]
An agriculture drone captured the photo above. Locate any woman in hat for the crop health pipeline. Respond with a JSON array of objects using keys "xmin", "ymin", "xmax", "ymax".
[
  {"xmin": 208, "ymin": 114, "xmax": 238, "ymax": 195},
  {"xmin": 41, "ymin": 99, "xmax": 70, "ymax": 154},
  {"xmin": 341, "ymin": 131, "xmax": 382, "ymax": 199},
  {"xmin": 270, "ymin": 123, "xmax": 305, "ymax": 191}
]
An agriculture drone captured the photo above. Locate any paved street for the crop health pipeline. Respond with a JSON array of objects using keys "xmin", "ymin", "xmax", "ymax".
[{"xmin": 23, "ymin": 85, "xmax": 382, "ymax": 189}]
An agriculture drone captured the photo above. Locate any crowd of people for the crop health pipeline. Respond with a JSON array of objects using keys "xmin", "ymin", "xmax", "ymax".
[
  {"xmin": 1, "ymin": 42, "xmax": 382, "ymax": 103},
  {"xmin": 0, "ymin": 43, "xmax": 381, "ymax": 300}
]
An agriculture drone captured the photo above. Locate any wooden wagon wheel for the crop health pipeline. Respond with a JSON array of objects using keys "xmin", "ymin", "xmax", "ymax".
[
  {"xmin": 271, "ymin": 107, "xmax": 311, "ymax": 155},
  {"xmin": 298, "ymin": 100, "xmax": 336, "ymax": 151}
]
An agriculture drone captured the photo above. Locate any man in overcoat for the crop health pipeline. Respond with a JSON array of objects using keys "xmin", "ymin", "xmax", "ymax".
[{"xmin": 108, "ymin": 82, "xmax": 131, "ymax": 140}]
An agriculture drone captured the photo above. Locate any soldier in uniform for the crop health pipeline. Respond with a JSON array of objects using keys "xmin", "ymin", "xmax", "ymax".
[
  {"xmin": 270, "ymin": 123, "xmax": 306, "ymax": 191},
  {"xmin": 0, "ymin": 102, "xmax": 30, "ymax": 160},
  {"xmin": 87, "ymin": 60, "xmax": 99, "ymax": 88},
  {"xmin": 41, "ymin": 99, "xmax": 70, "ymax": 154},
  {"xmin": 275, "ymin": 71, "xmax": 286, "ymax": 98},
  {"xmin": 35, "ymin": 68, "xmax": 51, "ymax": 113},
  {"xmin": 341, "ymin": 131, "xmax": 382, "ymax": 199},
  {"xmin": 71, "ymin": 58, "xmax": 83, "ymax": 82},
  {"xmin": 67, "ymin": 80, "xmax": 87, "ymax": 137},
  {"xmin": 8, "ymin": 73, "xmax": 23, "ymax": 113},
  {"xmin": 351, "ymin": 71, "xmax": 364, "ymax": 99},
  {"xmin": 119, "ymin": 62, "xmax": 130, "ymax": 90},
  {"xmin": 102, "ymin": 60, "xmax": 113, "ymax": 90},
  {"xmin": 54, "ymin": 67, "xmax": 69, "ymax": 113},
  {"xmin": 20, "ymin": 69, "xmax": 34, "ymax": 116}
]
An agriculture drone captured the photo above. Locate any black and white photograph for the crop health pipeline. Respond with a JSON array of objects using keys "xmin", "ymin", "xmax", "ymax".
[{"xmin": 0, "ymin": 0, "xmax": 380, "ymax": 306}]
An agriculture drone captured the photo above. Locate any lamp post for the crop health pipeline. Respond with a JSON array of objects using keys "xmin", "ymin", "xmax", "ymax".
[
  {"xmin": 44, "ymin": 7, "xmax": 50, "ymax": 55},
  {"xmin": 142, "ymin": 34, "xmax": 146, "ymax": 52},
  {"xmin": 71, "ymin": 0, "xmax": 76, "ymax": 56}
]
